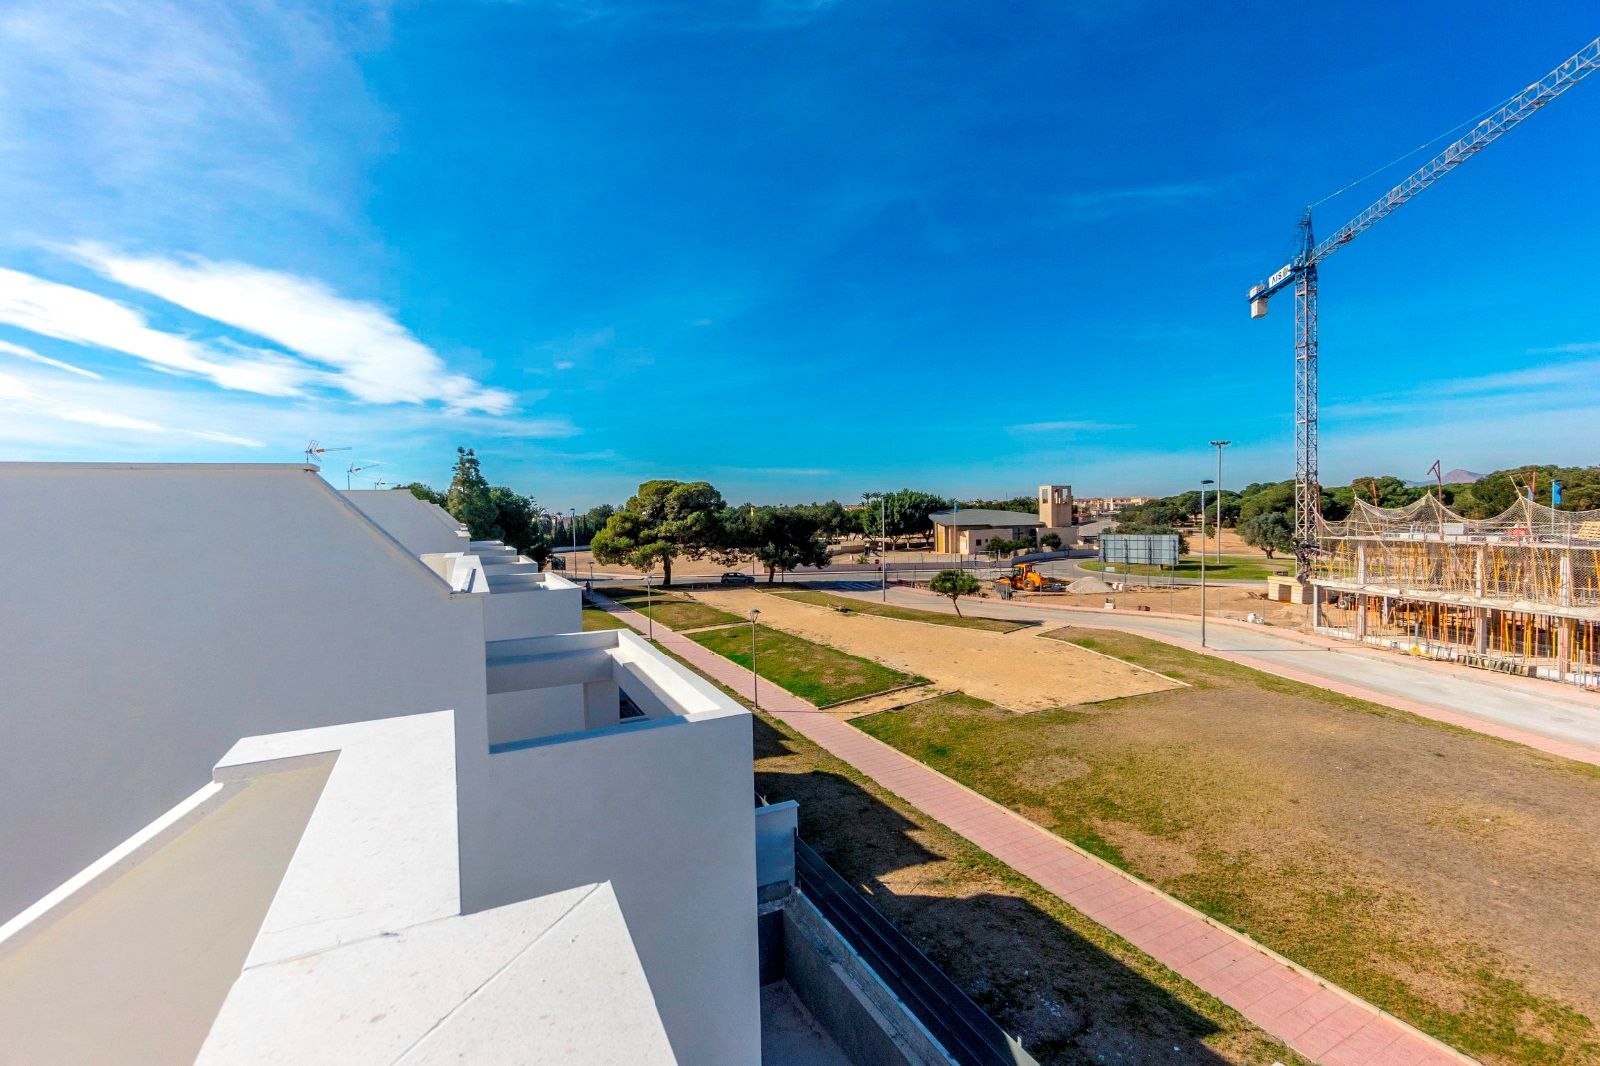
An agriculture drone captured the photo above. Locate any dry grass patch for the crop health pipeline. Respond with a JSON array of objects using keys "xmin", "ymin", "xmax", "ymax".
[
  {"xmin": 858, "ymin": 629, "xmax": 1600, "ymax": 1064},
  {"xmin": 688, "ymin": 623, "xmax": 922, "ymax": 706},
  {"xmin": 687, "ymin": 588, "xmax": 1173, "ymax": 710}
]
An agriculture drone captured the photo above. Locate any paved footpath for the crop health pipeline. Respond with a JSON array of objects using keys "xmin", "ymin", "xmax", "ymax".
[{"xmin": 593, "ymin": 594, "xmax": 1470, "ymax": 1066}]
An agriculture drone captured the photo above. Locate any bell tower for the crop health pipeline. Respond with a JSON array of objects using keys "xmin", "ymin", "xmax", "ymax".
[{"xmin": 1039, "ymin": 485, "xmax": 1073, "ymax": 528}]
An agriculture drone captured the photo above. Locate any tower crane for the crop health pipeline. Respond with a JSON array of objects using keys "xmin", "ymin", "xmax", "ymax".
[{"xmin": 1248, "ymin": 36, "xmax": 1600, "ymax": 579}]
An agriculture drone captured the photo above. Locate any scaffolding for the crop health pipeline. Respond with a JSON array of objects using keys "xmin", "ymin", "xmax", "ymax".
[{"xmin": 1309, "ymin": 495, "xmax": 1600, "ymax": 686}]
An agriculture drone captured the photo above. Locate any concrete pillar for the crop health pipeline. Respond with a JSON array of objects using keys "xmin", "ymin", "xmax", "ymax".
[
  {"xmin": 1354, "ymin": 594, "xmax": 1367, "ymax": 639},
  {"xmin": 1310, "ymin": 584, "xmax": 1323, "ymax": 628},
  {"xmin": 1474, "ymin": 546, "xmax": 1486, "ymax": 597},
  {"xmin": 1560, "ymin": 554, "xmax": 1574, "ymax": 608},
  {"xmin": 1474, "ymin": 607, "xmax": 1489, "ymax": 653},
  {"xmin": 1356, "ymin": 542, "xmax": 1368, "ymax": 584},
  {"xmin": 1558, "ymin": 619, "xmax": 1572, "ymax": 681}
]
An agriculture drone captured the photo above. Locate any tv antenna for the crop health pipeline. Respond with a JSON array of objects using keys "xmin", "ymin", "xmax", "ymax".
[
  {"xmin": 346, "ymin": 460, "xmax": 383, "ymax": 489},
  {"xmin": 304, "ymin": 439, "xmax": 352, "ymax": 467}
]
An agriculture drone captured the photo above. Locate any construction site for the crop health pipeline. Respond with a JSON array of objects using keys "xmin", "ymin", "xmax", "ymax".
[
  {"xmin": 1243, "ymin": 37, "xmax": 1600, "ymax": 689},
  {"xmin": 1310, "ymin": 495, "xmax": 1600, "ymax": 685}
]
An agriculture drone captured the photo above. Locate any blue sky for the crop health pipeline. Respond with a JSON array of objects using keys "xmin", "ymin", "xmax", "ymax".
[{"xmin": 0, "ymin": 2, "xmax": 1596, "ymax": 508}]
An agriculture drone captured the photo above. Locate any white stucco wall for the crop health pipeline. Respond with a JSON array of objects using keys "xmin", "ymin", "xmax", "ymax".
[
  {"xmin": 342, "ymin": 489, "xmax": 468, "ymax": 556},
  {"xmin": 0, "ymin": 464, "xmax": 488, "ymax": 924},
  {"xmin": 483, "ymin": 576, "xmax": 582, "ymax": 640},
  {"xmin": 460, "ymin": 631, "xmax": 760, "ymax": 1066}
]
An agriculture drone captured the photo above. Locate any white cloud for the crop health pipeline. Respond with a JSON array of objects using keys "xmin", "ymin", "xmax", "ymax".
[
  {"xmin": 58, "ymin": 407, "xmax": 165, "ymax": 432},
  {"xmin": 0, "ymin": 267, "xmax": 312, "ymax": 396},
  {"xmin": 1527, "ymin": 340, "xmax": 1600, "ymax": 356},
  {"xmin": 0, "ymin": 338, "xmax": 102, "ymax": 379},
  {"xmin": 0, "ymin": 368, "xmax": 267, "ymax": 447},
  {"xmin": 68, "ymin": 244, "xmax": 514, "ymax": 414}
]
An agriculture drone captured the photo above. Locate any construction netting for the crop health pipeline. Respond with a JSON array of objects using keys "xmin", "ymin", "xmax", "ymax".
[{"xmin": 1312, "ymin": 494, "xmax": 1600, "ymax": 611}]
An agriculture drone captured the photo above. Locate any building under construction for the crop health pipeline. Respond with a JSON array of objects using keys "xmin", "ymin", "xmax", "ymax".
[{"xmin": 1309, "ymin": 495, "xmax": 1600, "ymax": 687}]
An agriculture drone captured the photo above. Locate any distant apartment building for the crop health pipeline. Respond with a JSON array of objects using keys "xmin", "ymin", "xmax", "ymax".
[{"xmin": 1075, "ymin": 494, "xmax": 1152, "ymax": 518}]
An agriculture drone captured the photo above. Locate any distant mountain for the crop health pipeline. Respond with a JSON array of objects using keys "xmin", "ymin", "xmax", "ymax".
[{"xmin": 1406, "ymin": 468, "xmax": 1481, "ymax": 487}]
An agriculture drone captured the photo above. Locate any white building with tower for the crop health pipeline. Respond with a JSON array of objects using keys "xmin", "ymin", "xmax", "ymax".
[{"xmin": 931, "ymin": 484, "xmax": 1077, "ymax": 554}]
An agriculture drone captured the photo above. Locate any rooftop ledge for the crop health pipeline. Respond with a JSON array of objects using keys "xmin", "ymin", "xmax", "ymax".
[{"xmin": 485, "ymin": 629, "xmax": 743, "ymax": 751}]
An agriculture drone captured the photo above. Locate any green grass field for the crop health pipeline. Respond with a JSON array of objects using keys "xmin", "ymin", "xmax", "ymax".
[
  {"xmin": 774, "ymin": 589, "xmax": 1030, "ymax": 633},
  {"xmin": 1083, "ymin": 555, "xmax": 1289, "ymax": 581},
  {"xmin": 581, "ymin": 605, "xmax": 628, "ymax": 631},
  {"xmin": 855, "ymin": 630, "xmax": 1600, "ymax": 1064},
  {"xmin": 688, "ymin": 623, "xmax": 922, "ymax": 706},
  {"xmin": 598, "ymin": 586, "xmax": 743, "ymax": 630}
]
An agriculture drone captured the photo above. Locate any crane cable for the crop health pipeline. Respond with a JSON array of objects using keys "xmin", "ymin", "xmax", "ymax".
[{"xmin": 1308, "ymin": 80, "xmax": 1530, "ymax": 210}]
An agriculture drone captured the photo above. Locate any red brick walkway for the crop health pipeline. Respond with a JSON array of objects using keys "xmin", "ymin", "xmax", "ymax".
[{"xmin": 593, "ymin": 594, "xmax": 1472, "ymax": 1065}]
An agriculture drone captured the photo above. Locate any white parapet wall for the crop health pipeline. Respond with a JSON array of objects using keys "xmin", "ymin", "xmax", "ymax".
[
  {"xmin": 0, "ymin": 463, "xmax": 489, "ymax": 925},
  {"xmin": 342, "ymin": 489, "xmax": 471, "ymax": 556},
  {"xmin": 466, "ymin": 628, "xmax": 762, "ymax": 1065}
]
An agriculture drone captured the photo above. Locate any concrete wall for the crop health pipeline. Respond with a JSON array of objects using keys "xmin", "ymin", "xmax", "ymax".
[
  {"xmin": 458, "ymin": 632, "xmax": 760, "ymax": 1066},
  {"xmin": 483, "ymin": 578, "xmax": 582, "ymax": 641},
  {"xmin": 343, "ymin": 489, "xmax": 468, "ymax": 556},
  {"xmin": 0, "ymin": 464, "xmax": 488, "ymax": 924}
]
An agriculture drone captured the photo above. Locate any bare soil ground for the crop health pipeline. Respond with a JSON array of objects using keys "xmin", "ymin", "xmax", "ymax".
[
  {"xmin": 859, "ymin": 628, "xmax": 1600, "ymax": 1064},
  {"xmin": 688, "ymin": 587, "xmax": 1177, "ymax": 710},
  {"xmin": 1002, "ymin": 583, "xmax": 1309, "ymax": 627}
]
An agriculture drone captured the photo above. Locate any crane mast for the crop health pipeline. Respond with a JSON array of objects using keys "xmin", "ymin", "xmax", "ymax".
[{"xmin": 1248, "ymin": 36, "xmax": 1600, "ymax": 579}]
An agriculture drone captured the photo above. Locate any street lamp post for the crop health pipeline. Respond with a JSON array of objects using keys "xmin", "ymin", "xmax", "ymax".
[
  {"xmin": 863, "ymin": 492, "xmax": 888, "ymax": 602},
  {"xmin": 748, "ymin": 608, "xmax": 761, "ymax": 707},
  {"xmin": 645, "ymin": 572, "xmax": 654, "ymax": 640},
  {"xmin": 1200, "ymin": 478, "xmax": 1214, "ymax": 647},
  {"xmin": 1209, "ymin": 441, "xmax": 1231, "ymax": 563},
  {"xmin": 570, "ymin": 508, "xmax": 577, "ymax": 556}
]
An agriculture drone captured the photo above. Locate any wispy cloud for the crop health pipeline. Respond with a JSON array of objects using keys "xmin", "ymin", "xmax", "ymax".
[
  {"xmin": 1057, "ymin": 180, "xmax": 1232, "ymax": 222},
  {"xmin": 1527, "ymin": 340, "xmax": 1600, "ymax": 356},
  {"xmin": 0, "ymin": 338, "xmax": 102, "ymax": 379},
  {"xmin": 1324, "ymin": 354, "xmax": 1600, "ymax": 422},
  {"xmin": 0, "ymin": 267, "xmax": 312, "ymax": 396},
  {"xmin": 0, "ymin": 1, "xmax": 385, "ymax": 239},
  {"xmin": 0, "ymin": 367, "xmax": 267, "ymax": 448},
  {"xmin": 1007, "ymin": 419, "xmax": 1130, "ymax": 434},
  {"xmin": 67, "ymin": 244, "xmax": 514, "ymax": 414}
]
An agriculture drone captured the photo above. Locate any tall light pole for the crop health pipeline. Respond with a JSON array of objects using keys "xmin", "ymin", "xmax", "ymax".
[
  {"xmin": 1209, "ymin": 441, "xmax": 1230, "ymax": 563},
  {"xmin": 570, "ymin": 508, "xmax": 578, "ymax": 556},
  {"xmin": 748, "ymin": 608, "xmax": 761, "ymax": 707},
  {"xmin": 645, "ymin": 571, "xmax": 654, "ymax": 640},
  {"xmin": 863, "ymin": 491, "xmax": 888, "ymax": 602},
  {"xmin": 1200, "ymin": 478, "xmax": 1214, "ymax": 647}
]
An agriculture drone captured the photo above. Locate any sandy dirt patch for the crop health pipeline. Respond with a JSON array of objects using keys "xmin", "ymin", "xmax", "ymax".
[
  {"xmin": 1006, "ymin": 582, "xmax": 1309, "ymax": 626},
  {"xmin": 688, "ymin": 588, "xmax": 1177, "ymax": 710}
]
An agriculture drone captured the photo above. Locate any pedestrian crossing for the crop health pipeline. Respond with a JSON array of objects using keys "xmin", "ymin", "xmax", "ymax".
[{"xmin": 819, "ymin": 580, "xmax": 881, "ymax": 591}]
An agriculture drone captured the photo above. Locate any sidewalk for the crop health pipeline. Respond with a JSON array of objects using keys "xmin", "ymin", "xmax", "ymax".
[{"xmin": 593, "ymin": 594, "xmax": 1470, "ymax": 1066}]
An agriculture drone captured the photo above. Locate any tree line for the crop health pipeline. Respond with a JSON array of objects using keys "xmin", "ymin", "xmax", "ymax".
[{"xmin": 1111, "ymin": 464, "xmax": 1600, "ymax": 559}]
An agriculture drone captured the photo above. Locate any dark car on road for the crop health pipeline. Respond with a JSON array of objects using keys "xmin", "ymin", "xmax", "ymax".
[{"xmin": 720, "ymin": 572, "xmax": 755, "ymax": 585}]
